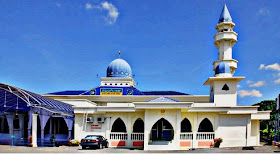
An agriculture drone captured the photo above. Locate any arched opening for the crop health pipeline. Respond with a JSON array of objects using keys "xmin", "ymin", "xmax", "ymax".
[
  {"xmin": 181, "ymin": 118, "xmax": 192, "ymax": 132},
  {"xmin": 0, "ymin": 116, "xmax": 9, "ymax": 134},
  {"xmin": 198, "ymin": 118, "xmax": 213, "ymax": 132},
  {"xmin": 151, "ymin": 118, "xmax": 173, "ymax": 141},
  {"xmin": 43, "ymin": 117, "xmax": 68, "ymax": 144},
  {"xmin": 111, "ymin": 118, "xmax": 127, "ymax": 132},
  {"xmin": 133, "ymin": 118, "xmax": 144, "ymax": 133}
]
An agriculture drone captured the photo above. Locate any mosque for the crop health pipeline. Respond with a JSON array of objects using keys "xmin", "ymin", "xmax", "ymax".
[{"xmin": 0, "ymin": 5, "xmax": 270, "ymax": 150}]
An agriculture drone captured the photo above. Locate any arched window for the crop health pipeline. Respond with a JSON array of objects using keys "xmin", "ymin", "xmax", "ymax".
[
  {"xmin": 181, "ymin": 118, "xmax": 192, "ymax": 132},
  {"xmin": 151, "ymin": 118, "xmax": 173, "ymax": 141},
  {"xmin": 111, "ymin": 118, "xmax": 127, "ymax": 132},
  {"xmin": 133, "ymin": 118, "xmax": 144, "ymax": 133},
  {"xmin": 198, "ymin": 118, "xmax": 213, "ymax": 132}
]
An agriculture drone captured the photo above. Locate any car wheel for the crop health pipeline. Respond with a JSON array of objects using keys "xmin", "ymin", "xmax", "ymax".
[
  {"xmin": 82, "ymin": 146, "xmax": 86, "ymax": 149},
  {"xmin": 105, "ymin": 142, "xmax": 108, "ymax": 148}
]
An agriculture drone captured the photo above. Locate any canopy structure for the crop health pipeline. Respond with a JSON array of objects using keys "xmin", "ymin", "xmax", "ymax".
[
  {"xmin": 0, "ymin": 83, "xmax": 74, "ymax": 146},
  {"xmin": 0, "ymin": 83, "xmax": 73, "ymax": 116}
]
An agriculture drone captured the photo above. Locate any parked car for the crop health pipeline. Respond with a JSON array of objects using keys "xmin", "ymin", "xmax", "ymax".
[{"xmin": 80, "ymin": 135, "xmax": 108, "ymax": 149}]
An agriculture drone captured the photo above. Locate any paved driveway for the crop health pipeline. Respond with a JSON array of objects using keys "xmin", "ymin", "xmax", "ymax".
[{"xmin": 0, "ymin": 145, "xmax": 279, "ymax": 153}]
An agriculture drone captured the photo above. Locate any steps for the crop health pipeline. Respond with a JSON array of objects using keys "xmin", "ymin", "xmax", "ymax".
[{"xmin": 147, "ymin": 140, "xmax": 177, "ymax": 150}]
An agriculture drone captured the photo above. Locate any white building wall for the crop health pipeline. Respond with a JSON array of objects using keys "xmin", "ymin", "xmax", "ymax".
[
  {"xmin": 218, "ymin": 114, "xmax": 248, "ymax": 147},
  {"xmin": 213, "ymin": 81, "xmax": 237, "ymax": 106},
  {"xmin": 73, "ymin": 110, "xmax": 262, "ymax": 150}
]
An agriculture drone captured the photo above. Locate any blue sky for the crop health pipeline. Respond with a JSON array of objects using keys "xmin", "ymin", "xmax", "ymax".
[{"xmin": 0, "ymin": 0, "xmax": 279, "ymax": 106}]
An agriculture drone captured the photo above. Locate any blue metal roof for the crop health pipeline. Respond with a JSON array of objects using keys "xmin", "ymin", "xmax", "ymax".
[
  {"xmin": 48, "ymin": 90, "xmax": 89, "ymax": 95},
  {"xmin": 147, "ymin": 96, "xmax": 179, "ymax": 102},
  {"xmin": 218, "ymin": 4, "xmax": 232, "ymax": 23},
  {"xmin": 141, "ymin": 91, "xmax": 189, "ymax": 95},
  {"xmin": 49, "ymin": 89, "xmax": 189, "ymax": 96},
  {"xmin": 0, "ymin": 83, "xmax": 74, "ymax": 116}
]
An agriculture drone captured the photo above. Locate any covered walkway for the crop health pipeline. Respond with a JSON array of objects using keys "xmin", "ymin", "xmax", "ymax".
[{"xmin": 0, "ymin": 83, "xmax": 74, "ymax": 146}]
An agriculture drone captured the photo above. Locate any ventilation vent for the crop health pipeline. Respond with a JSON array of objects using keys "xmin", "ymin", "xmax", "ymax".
[{"xmin": 222, "ymin": 84, "xmax": 229, "ymax": 91}]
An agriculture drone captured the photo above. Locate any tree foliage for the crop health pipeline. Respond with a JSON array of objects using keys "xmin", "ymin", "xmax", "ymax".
[{"xmin": 253, "ymin": 100, "xmax": 275, "ymax": 142}]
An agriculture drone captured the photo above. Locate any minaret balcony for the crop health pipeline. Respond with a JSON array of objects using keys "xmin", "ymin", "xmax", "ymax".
[{"xmin": 214, "ymin": 31, "xmax": 237, "ymax": 43}]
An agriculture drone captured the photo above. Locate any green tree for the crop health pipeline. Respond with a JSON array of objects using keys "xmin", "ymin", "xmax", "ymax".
[{"xmin": 253, "ymin": 100, "xmax": 275, "ymax": 144}]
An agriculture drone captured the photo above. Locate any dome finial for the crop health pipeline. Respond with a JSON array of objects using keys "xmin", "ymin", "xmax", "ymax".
[{"xmin": 118, "ymin": 50, "xmax": 121, "ymax": 59}]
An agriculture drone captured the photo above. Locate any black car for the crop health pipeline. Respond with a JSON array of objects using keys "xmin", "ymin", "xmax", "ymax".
[{"xmin": 80, "ymin": 135, "xmax": 109, "ymax": 149}]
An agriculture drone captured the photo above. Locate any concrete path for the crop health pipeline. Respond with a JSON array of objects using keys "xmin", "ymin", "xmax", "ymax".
[{"xmin": 0, "ymin": 145, "xmax": 279, "ymax": 153}]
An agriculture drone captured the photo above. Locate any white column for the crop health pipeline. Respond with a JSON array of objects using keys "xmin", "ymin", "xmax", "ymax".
[
  {"xmin": 175, "ymin": 110, "xmax": 181, "ymax": 149},
  {"xmin": 126, "ymin": 113, "xmax": 132, "ymax": 148},
  {"xmin": 19, "ymin": 115, "xmax": 25, "ymax": 138},
  {"xmin": 256, "ymin": 120, "xmax": 260, "ymax": 146},
  {"xmin": 32, "ymin": 114, "xmax": 38, "ymax": 147},
  {"xmin": 246, "ymin": 115, "xmax": 251, "ymax": 146},
  {"xmin": 144, "ymin": 110, "xmax": 149, "ymax": 150},
  {"xmin": 105, "ymin": 116, "xmax": 111, "ymax": 146},
  {"xmin": 6, "ymin": 114, "xmax": 14, "ymax": 136},
  {"xmin": 193, "ymin": 113, "xmax": 198, "ymax": 148},
  {"xmin": 215, "ymin": 115, "xmax": 219, "ymax": 138}
]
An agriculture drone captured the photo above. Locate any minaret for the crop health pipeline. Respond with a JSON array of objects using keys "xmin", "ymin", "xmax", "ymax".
[
  {"xmin": 204, "ymin": 5, "xmax": 245, "ymax": 107},
  {"xmin": 213, "ymin": 4, "xmax": 238, "ymax": 75}
]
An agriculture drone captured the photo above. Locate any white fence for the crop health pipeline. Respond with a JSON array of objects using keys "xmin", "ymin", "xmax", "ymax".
[
  {"xmin": 131, "ymin": 133, "xmax": 144, "ymax": 140},
  {"xmin": 180, "ymin": 133, "xmax": 193, "ymax": 140},
  {"xmin": 110, "ymin": 133, "xmax": 128, "ymax": 140},
  {"xmin": 196, "ymin": 132, "xmax": 215, "ymax": 140}
]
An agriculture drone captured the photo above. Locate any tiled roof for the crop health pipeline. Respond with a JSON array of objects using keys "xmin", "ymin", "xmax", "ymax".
[{"xmin": 147, "ymin": 96, "xmax": 179, "ymax": 102}]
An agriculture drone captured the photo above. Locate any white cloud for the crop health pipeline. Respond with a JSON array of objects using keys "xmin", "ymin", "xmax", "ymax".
[
  {"xmin": 259, "ymin": 64, "xmax": 265, "ymax": 70},
  {"xmin": 85, "ymin": 1, "xmax": 119, "ymax": 24},
  {"xmin": 249, "ymin": 80, "xmax": 265, "ymax": 87},
  {"xmin": 237, "ymin": 85, "xmax": 241, "ymax": 88},
  {"xmin": 274, "ymin": 78, "xmax": 280, "ymax": 84},
  {"xmin": 238, "ymin": 89, "xmax": 263, "ymax": 98},
  {"xmin": 246, "ymin": 80, "xmax": 253, "ymax": 84},
  {"xmin": 256, "ymin": 8, "xmax": 270, "ymax": 16},
  {"xmin": 85, "ymin": 3, "xmax": 93, "ymax": 10},
  {"xmin": 55, "ymin": 2, "xmax": 61, "ymax": 7},
  {"xmin": 101, "ymin": 1, "xmax": 119, "ymax": 24},
  {"xmin": 259, "ymin": 63, "xmax": 280, "ymax": 71}
]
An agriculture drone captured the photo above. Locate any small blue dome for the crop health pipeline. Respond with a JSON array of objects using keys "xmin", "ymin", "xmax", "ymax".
[
  {"xmin": 215, "ymin": 62, "xmax": 231, "ymax": 74},
  {"xmin": 107, "ymin": 58, "xmax": 132, "ymax": 77}
]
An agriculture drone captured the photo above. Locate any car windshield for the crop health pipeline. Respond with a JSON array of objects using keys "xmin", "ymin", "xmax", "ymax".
[{"xmin": 85, "ymin": 136, "xmax": 99, "ymax": 139}]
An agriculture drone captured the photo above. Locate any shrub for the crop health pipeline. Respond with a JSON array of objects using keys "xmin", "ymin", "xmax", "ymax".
[{"xmin": 70, "ymin": 139, "xmax": 80, "ymax": 146}]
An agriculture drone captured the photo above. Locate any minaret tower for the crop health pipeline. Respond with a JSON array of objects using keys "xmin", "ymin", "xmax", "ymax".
[
  {"xmin": 213, "ymin": 4, "xmax": 238, "ymax": 75},
  {"xmin": 204, "ymin": 5, "xmax": 244, "ymax": 107}
]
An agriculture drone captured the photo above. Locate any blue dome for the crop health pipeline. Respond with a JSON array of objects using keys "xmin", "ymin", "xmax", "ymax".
[
  {"xmin": 215, "ymin": 62, "xmax": 231, "ymax": 74},
  {"xmin": 107, "ymin": 58, "xmax": 132, "ymax": 77}
]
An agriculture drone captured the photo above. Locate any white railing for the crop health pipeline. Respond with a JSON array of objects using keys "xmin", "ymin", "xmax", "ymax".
[
  {"xmin": 196, "ymin": 132, "xmax": 215, "ymax": 140},
  {"xmin": 110, "ymin": 132, "xmax": 128, "ymax": 140},
  {"xmin": 180, "ymin": 133, "xmax": 193, "ymax": 140},
  {"xmin": 131, "ymin": 133, "xmax": 144, "ymax": 140}
]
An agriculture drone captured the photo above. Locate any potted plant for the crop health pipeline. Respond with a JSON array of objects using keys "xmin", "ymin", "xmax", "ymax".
[
  {"xmin": 214, "ymin": 138, "xmax": 223, "ymax": 148},
  {"xmin": 70, "ymin": 139, "xmax": 80, "ymax": 146}
]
